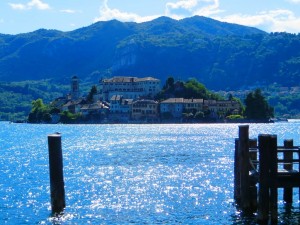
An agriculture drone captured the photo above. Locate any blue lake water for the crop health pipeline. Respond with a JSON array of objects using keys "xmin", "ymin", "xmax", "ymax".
[{"xmin": 0, "ymin": 121, "xmax": 299, "ymax": 224}]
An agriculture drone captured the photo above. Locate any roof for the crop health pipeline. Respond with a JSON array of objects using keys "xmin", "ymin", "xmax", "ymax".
[
  {"xmin": 132, "ymin": 99, "xmax": 158, "ymax": 104},
  {"xmin": 136, "ymin": 77, "xmax": 160, "ymax": 82},
  {"xmin": 81, "ymin": 101, "xmax": 109, "ymax": 110},
  {"xmin": 183, "ymin": 99, "xmax": 203, "ymax": 104},
  {"xmin": 63, "ymin": 100, "xmax": 82, "ymax": 107},
  {"xmin": 216, "ymin": 100, "xmax": 240, "ymax": 104},
  {"xmin": 203, "ymin": 100, "xmax": 217, "ymax": 105},
  {"xmin": 161, "ymin": 98, "xmax": 184, "ymax": 104},
  {"xmin": 161, "ymin": 98, "xmax": 203, "ymax": 104},
  {"xmin": 110, "ymin": 95, "xmax": 123, "ymax": 101},
  {"xmin": 102, "ymin": 76, "xmax": 159, "ymax": 83},
  {"xmin": 121, "ymin": 99, "xmax": 133, "ymax": 105}
]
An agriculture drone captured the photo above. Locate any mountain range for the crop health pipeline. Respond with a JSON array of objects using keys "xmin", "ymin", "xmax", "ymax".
[{"xmin": 0, "ymin": 16, "xmax": 299, "ymax": 90}]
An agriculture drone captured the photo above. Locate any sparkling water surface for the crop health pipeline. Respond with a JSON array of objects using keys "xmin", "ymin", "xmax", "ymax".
[{"xmin": 0, "ymin": 122, "xmax": 299, "ymax": 224}]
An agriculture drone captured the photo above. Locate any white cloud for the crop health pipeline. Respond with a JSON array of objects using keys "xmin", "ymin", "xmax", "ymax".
[
  {"xmin": 95, "ymin": 0, "xmax": 222, "ymax": 23},
  {"xmin": 94, "ymin": 0, "xmax": 159, "ymax": 23},
  {"xmin": 9, "ymin": 0, "xmax": 50, "ymax": 10},
  {"xmin": 94, "ymin": 0, "xmax": 300, "ymax": 33},
  {"xmin": 194, "ymin": 0, "xmax": 222, "ymax": 17},
  {"xmin": 214, "ymin": 9, "xmax": 300, "ymax": 33},
  {"xmin": 9, "ymin": 3, "xmax": 27, "ymax": 10},
  {"xmin": 60, "ymin": 9, "xmax": 77, "ymax": 14},
  {"xmin": 28, "ymin": 0, "xmax": 49, "ymax": 10},
  {"xmin": 166, "ymin": 0, "xmax": 198, "ymax": 12},
  {"xmin": 286, "ymin": 0, "xmax": 300, "ymax": 3},
  {"xmin": 165, "ymin": 0, "xmax": 222, "ymax": 18}
]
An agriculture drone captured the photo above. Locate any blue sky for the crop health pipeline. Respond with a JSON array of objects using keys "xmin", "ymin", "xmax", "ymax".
[{"xmin": 1, "ymin": 0, "xmax": 300, "ymax": 34}]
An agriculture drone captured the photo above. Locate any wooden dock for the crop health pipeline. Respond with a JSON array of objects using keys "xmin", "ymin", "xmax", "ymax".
[{"xmin": 234, "ymin": 125, "xmax": 300, "ymax": 223}]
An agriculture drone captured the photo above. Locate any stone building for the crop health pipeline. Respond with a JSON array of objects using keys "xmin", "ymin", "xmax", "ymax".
[{"xmin": 99, "ymin": 76, "xmax": 160, "ymax": 101}]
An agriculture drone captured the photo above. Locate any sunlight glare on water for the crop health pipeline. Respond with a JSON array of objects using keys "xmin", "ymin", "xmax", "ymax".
[{"xmin": 0, "ymin": 122, "xmax": 299, "ymax": 224}]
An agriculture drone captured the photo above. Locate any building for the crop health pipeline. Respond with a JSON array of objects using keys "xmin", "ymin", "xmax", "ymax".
[
  {"xmin": 109, "ymin": 95, "xmax": 133, "ymax": 122},
  {"xmin": 61, "ymin": 100, "xmax": 82, "ymax": 114},
  {"xmin": 204, "ymin": 100, "xmax": 241, "ymax": 118},
  {"xmin": 80, "ymin": 101, "xmax": 109, "ymax": 119},
  {"xmin": 70, "ymin": 76, "xmax": 80, "ymax": 100},
  {"xmin": 131, "ymin": 99, "xmax": 159, "ymax": 122},
  {"xmin": 203, "ymin": 100, "xmax": 217, "ymax": 117},
  {"xmin": 183, "ymin": 98, "xmax": 204, "ymax": 113},
  {"xmin": 160, "ymin": 98, "xmax": 185, "ymax": 118},
  {"xmin": 99, "ymin": 76, "xmax": 160, "ymax": 101},
  {"xmin": 160, "ymin": 98, "xmax": 204, "ymax": 119}
]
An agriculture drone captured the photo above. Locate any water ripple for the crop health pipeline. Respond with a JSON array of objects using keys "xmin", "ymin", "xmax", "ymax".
[{"xmin": 0, "ymin": 122, "xmax": 299, "ymax": 224}]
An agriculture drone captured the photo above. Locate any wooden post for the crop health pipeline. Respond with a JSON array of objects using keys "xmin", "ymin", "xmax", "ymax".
[
  {"xmin": 48, "ymin": 133, "xmax": 66, "ymax": 213},
  {"xmin": 258, "ymin": 134, "xmax": 270, "ymax": 222},
  {"xmin": 238, "ymin": 125, "xmax": 250, "ymax": 210},
  {"xmin": 283, "ymin": 139, "xmax": 293, "ymax": 204},
  {"xmin": 299, "ymin": 145, "xmax": 300, "ymax": 204},
  {"xmin": 249, "ymin": 138, "xmax": 258, "ymax": 170},
  {"xmin": 269, "ymin": 135, "xmax": 278, "ymax": 222},
  {"xmin": 249, "ymin": 138, "xmax": 258, "ymax": 211},
  {"xmin": 234, "ymin": 138, "xmax": 241, "ymax": 204}
]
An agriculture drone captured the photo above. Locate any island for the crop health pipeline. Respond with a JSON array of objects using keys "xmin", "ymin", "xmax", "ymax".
[{"xmin": 27, "ymin": 76, "xmax": 274, "ymax": 124}]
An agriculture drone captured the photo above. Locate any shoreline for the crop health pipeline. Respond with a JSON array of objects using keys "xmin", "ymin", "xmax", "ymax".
[{"xmin": 9, "ymin": 118, "xmax": 278, "ymax": 125}]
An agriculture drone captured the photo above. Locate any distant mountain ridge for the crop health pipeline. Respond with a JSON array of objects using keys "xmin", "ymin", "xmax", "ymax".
[{"xmin": 0, "ymin": 16, "xmax": 299, "ymax": 90}]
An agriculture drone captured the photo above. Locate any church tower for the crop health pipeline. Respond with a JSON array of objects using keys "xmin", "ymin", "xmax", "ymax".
[{"xmin": 71, "ymin": 76, "xmax": 80, "ymax": 99}]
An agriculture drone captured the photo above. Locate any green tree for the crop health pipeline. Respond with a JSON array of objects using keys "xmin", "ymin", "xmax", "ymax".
[
  {"xmin": 86, "ymin": 85, "xmax": 98, "ymax": 103},
  {"xmin": 28, "ymin": 98, "xmax": 49, "ymax": 123},
  {"xmin": 194, "ymin": 111, "xmax": 204, "ymax": 119},
  {"xmin": 60, "ymin": 111, "xmax": 80, "ymax": 124},
  {"xmin": 165, "ymin": 76, "xmax": 175, "ymax": 89},
  {"xmin": 183, "ymin": 79, "xmax": 208, "ymax": 99},
  {"xmin": 156, "ymin": 77, "xmax": 223, "ymax": 101},
  {"xmin": 244, "ymin": 89, "xmax": 274, "ymax": 120}
]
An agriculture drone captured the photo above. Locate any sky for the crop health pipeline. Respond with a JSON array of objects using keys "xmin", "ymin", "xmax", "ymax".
[{"xmin": 1, "ymin": 0, "xmax": 300, "ymax": 35}]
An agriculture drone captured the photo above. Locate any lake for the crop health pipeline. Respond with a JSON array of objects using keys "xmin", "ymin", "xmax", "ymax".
[{"xmin": 0, "ymin": 121, "xmax": 299, "ymax": 224}]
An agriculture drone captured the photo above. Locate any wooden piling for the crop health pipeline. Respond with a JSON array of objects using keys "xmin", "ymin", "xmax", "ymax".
[
  {"xmin": 48, "ymin": 133, "xmax": 66, "ymax": 213},
  {"xmin": 249, "ymin": 138, "xmax": 258, "ymax": 211},
  {"xmin": 235, "ymin": 126, "xmax": 300, "ymax": 222},
  {"xmin": 283, "ymin": 139, "xmax": 293, "ymax": 204},
  {"xmin": 269, "ymin": 135, "xmax": 278, "ymax": 222},
  {"xmin": 257, "ymin": 134, "xmax": 270, "ymax": 222},
  {"xmin": 238, "ymin": 125, "xmax": 250, "ymax": 210},
  {"xmin": 234, "ymin": 138, "xmax": 241, "ymax": 204}
]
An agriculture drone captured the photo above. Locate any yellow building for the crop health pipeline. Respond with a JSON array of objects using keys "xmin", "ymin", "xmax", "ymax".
[{"xmin": 131, "ymin": 99, "xmax": 159, "ymax": 122}]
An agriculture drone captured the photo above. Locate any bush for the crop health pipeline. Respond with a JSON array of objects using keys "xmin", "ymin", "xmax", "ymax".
[{"xmin": 226, "ymin": 114, "xmax": 244, "ymax": 120}]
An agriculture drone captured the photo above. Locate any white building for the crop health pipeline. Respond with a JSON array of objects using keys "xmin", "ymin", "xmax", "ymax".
[
  {"xmin": 99, "ymin": 76, "xmax": 161, "ymax": 101},
  {"xmin": 110, "ymin": 95, "xmax": 133, "ymax": 114},
  {"xmin": 109, "ymin": 95, "xmax": 133, "ymax": 122},
  {"xmin": 160, "ymin": 98, "xmax": 185, "ymax": 118}
]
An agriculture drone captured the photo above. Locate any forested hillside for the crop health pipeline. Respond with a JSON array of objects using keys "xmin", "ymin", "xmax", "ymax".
[
  {"xmin": 1, "ymin": 16, "xmax": 299, "ymax": 90},
  {"xmin": 0, "ymin": 16, "xmax": 299, "ymax": 120},
  {"xmin": 0, "ymin": 80, "xmax": 68, "ymax": 121}
]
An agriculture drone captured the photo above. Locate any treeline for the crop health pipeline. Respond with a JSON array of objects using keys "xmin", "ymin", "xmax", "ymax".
[
  {"xmin": 156, "ymin": 77, "xmax": 273, "ymax": 120},
  {"xmin": 0, "ymin": 78, "xmax": 294, "ymax": 122},
  {"xmin": 0, "ymin": 17, "xmax": 299, "ymax": 92},
  {"xmin": 27, "ymin": 78, "xmax": 274, "ymax": 124},
  {"xmin": 0, "ymin": 80, "xmax": 68, "ymax": 121},
  {"xmin": 155, "ymin": 77, "xmax": 223, "ymax": 101}
]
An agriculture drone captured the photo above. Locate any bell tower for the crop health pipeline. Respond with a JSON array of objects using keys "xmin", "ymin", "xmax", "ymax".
[{"xmin": 71, "ymin": 76, "xmax": 80, "ymax": 99}]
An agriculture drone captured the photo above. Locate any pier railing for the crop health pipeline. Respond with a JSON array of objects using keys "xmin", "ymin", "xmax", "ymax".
[{"xmin": 234, "ymin": 125, "xmax": 300, "ymax": 223}]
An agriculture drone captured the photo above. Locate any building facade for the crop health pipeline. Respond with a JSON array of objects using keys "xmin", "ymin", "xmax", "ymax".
[
  {"xmin": 204, "ymin": 100, "xmax": 241, "ymax": 118},
  {"xmin": 131, "ymin": 99, "xmax": 159, "ymax": 122},
  {"xmin": 99, "ymin": 76, "xmax": 160, "ymax": 101},
  {"xmin": 160, "ymin": 98, "xmax": 185, "ymax": 118}
]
